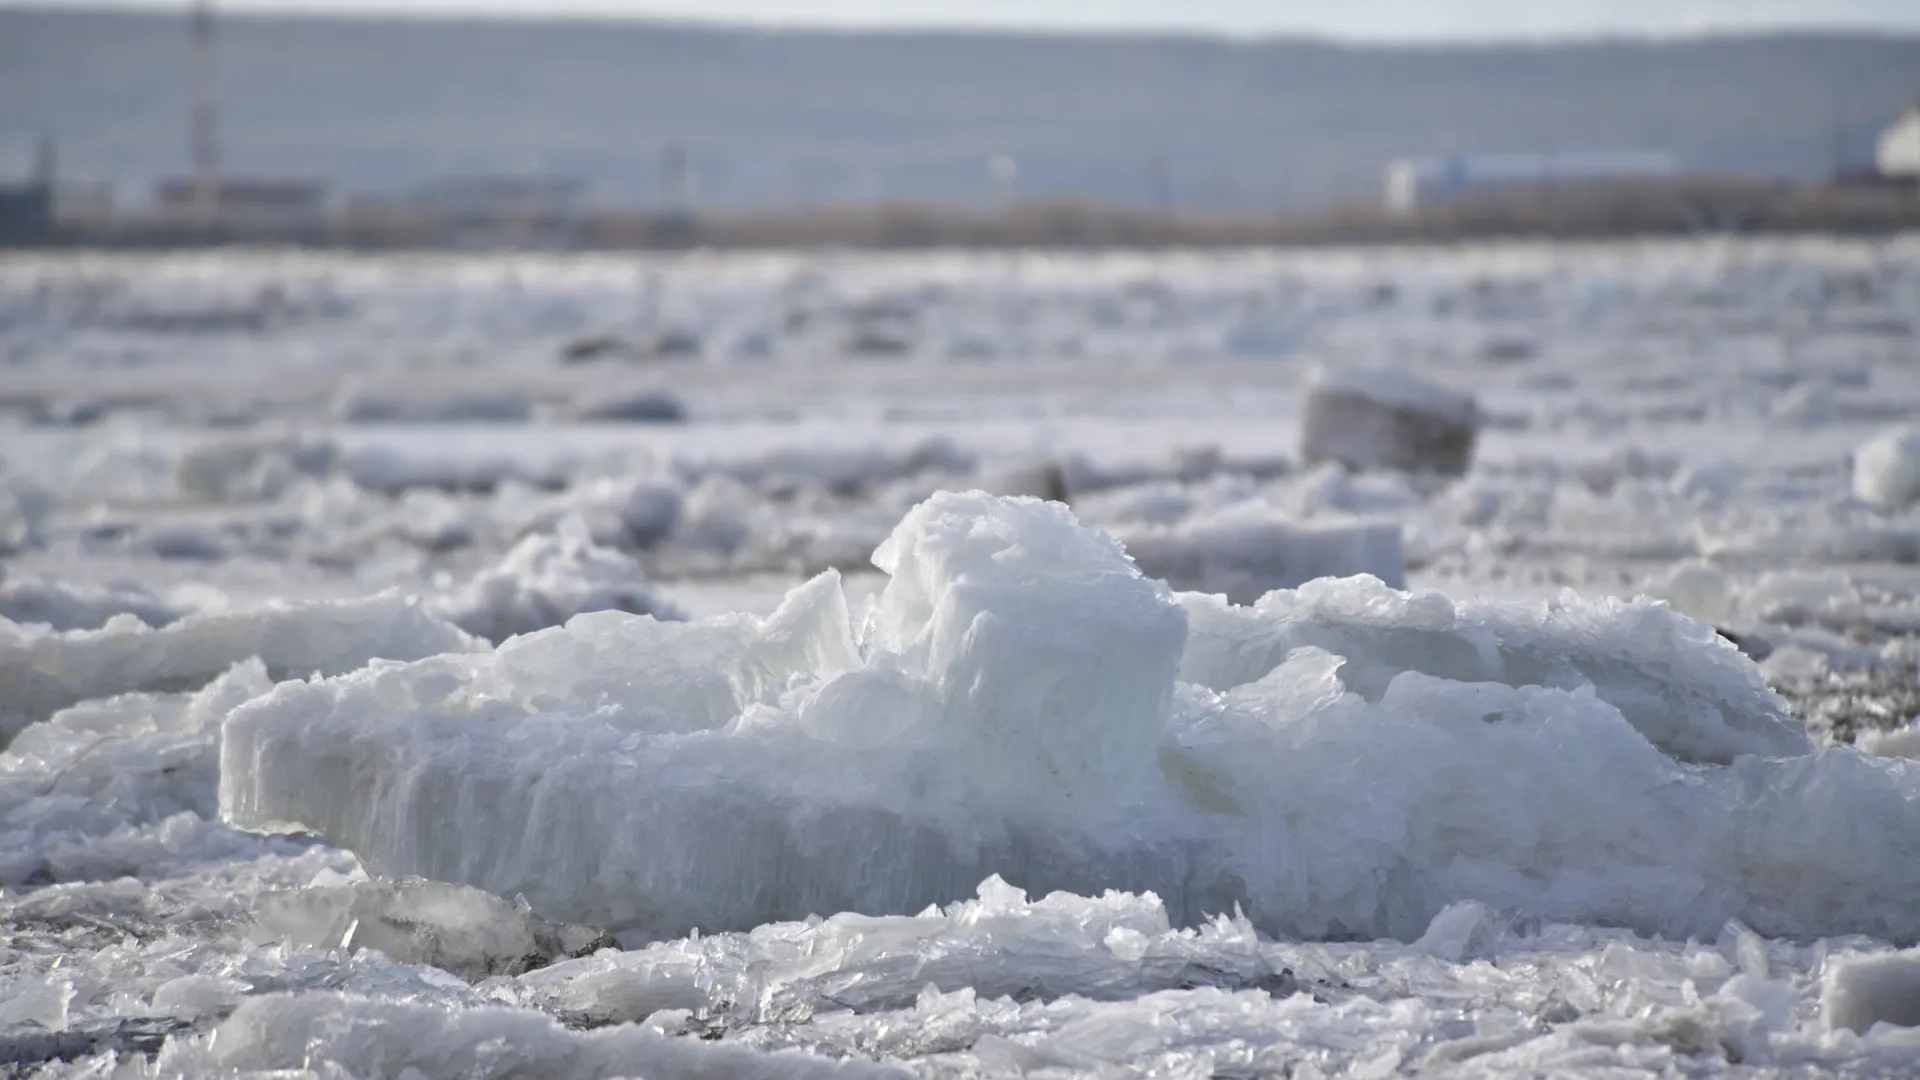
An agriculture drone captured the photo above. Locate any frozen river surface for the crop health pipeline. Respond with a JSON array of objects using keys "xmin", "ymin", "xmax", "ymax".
[{"xmin": 7, "ymin": 237, "xmax": 1920, "ymax": 1077}]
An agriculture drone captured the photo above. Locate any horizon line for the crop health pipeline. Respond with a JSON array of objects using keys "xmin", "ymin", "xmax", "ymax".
[{"xmin": 9, "ymin": 0, "xmax": 1920, "ymax": 49}]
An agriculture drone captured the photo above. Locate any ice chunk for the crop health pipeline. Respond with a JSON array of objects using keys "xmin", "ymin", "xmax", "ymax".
[
  {"xmin": 1300, "ymin": 366, "xmax": 1479, "ymax": 475},
  {"xmin": 434, "ymin": 515, "xmax": 687, "ymax": 644},
  {"xmin": 1824, "ymin": 948, "xmax": 1920, "ymax": 1034},
  {"xmin": 1, "ymin": 592, "xmax": 483, "ymax": 743},
  {"xmin": 1114, "ymin": 505, "xmax": 1405, "ymax": 604},
  {"xmin": 172, "ymin": 434, "xmax": 337, "ymax": 503},
  {"xmin": 1413, "ymin": 900, "xmax": 1503, "ymax": 962},
  {"xmin": 255, "ymin": 877, "xmax": 613, "ymax": 979},
  {"xmin": 864, "ymin": 491, "xmax": 1189, "ymax": 810},
  {"xmin": 1174, "ymin": 575, "xmax": 1809, "ymax": 765},
  {"xmin": 1854, "ymin": 426, "xmax": 1920, "ymax": 508},
  {"xmin": 224, "ymin": 494, "xmax": 1920, "ymax": 945},
  {"xmin": 1858, "ymin": 720, "xmax": 1920, "ymax": 760},
  {"xmin": 570, "ymin": 388, "xmax": 686, "ymax": 423}
]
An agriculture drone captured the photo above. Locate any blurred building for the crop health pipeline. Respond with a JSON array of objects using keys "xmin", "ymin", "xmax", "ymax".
[
  {"xmin": 349, "ymin": 175, "xmax": 588, "ymax": 245},
  {"xmin": 1384, "ymin": 152, "xmax": 1679, "ymax": 215},
  {"xmin": 0, "ymin": 133, "xmax": 58, "ymax": 240},
  {"xmin": 153, "ymin": 177, "xmax": 330, "ymax": 229},
  {"xmin": 1877, "ymin": 102, "xmax": 1920, "ymax": 180}
]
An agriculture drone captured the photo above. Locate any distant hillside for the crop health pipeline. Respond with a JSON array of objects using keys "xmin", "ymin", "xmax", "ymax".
[{"xmin": 4, "ymin": 7, "xmax": 1919, "ymax": 211}]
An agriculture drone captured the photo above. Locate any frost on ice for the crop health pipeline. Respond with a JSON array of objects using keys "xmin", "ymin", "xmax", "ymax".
[{"xmin": 222, "ymin": 492, "xmax": 1920, "ymax": 946}]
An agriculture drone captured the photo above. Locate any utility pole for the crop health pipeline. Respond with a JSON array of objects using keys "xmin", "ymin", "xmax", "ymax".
[
  {"xmin": 661, "ymin": 140, "xmax": 689, "ymax": 209},
  {"xmin": 191, "ymin": 0, "xmax": 220, "ymax": 223}
]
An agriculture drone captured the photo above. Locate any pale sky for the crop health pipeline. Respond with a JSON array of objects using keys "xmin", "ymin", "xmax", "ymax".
[{"xmin": 19, "ymin": 0, "xmax": 1920, "ymax": 41}]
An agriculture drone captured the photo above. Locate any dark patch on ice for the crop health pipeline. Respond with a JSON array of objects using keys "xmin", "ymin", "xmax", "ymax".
[
  {"xmin": 0, "ymin": 1016, "xmax": 199, "ymax": 1072},
  {"xmin": 1713, "ymin": 626, "xmax": 1773, "ymax": 662}
]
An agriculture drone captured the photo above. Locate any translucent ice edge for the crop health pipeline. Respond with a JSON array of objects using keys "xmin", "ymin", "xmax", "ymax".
[{"xmin": 217, "ymin": 491, "xmax": 1920, "ymax": 947}]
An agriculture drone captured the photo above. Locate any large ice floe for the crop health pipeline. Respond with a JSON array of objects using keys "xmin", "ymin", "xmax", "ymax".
[{"xmin": 219, "ymin": 491, "xmax": 1920, "ymax": 950}]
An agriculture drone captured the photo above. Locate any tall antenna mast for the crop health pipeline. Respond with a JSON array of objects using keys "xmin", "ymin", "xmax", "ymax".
[{"xmin": 191, "ymin": 0, "xmax": 220, "ymax": 222}]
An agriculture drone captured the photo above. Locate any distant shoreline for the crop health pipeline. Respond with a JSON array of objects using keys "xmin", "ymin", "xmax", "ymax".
[{"xmin": 12, "ymin": 182, "xmax": 1920, "ymax": 252}]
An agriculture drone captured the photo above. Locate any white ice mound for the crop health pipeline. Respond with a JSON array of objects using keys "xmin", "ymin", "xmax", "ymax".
[
  {"xmin": 2, "ymin": 592, "xmax": 483, "ymax": 745},
  {"xmin": 1300, "ymin": 366, "xmax": 1479, "ymax": 476},
  {"xmin": 435, "ymin": 515, "xmax": 688, "ymax": 644},
  {"xmin": 863, "ymin": 491, "xmax": 1189, "ymax": 809},
  {"xmin": 1114, "ymin": 505, "xmax": 1406, "ymax": 604},
  {"xmin": 1853, "ymin": 425, "xmax": 1920, "ymax": 508},
  {"xmin": 1174, "ymin": 575, "xmax": 1810, "ymax": 765},
  {"xmin": 223, "ymin": 492, "xmax": 1920, "ymax": 945}
]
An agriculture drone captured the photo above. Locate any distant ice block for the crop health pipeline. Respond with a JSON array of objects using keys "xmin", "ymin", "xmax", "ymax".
[
  {"xmin": 435, "ymin": 515, "xmax": 687, "ymax": 644},
  {"xmin": 255, "ymin": 877, "xmax": 613, "ymax": 979},
  {"xmin": 1300, "ymin": 366, "xmax": 1479, "ymax": 475},
  {"xmin": 0, "ymin": 571, "xmax": 187, "ymax": 632},
  {"xmin": 1824, "ymin": 948, "xmax": 1920, "ymax": 1034},
  {"xmin": 1114, "ymin": 505, "xmax": 1405, "ymax": 604},
  {"xmin": 224, "ymin": 493, "xmax": 1920, "ymax": 946},
  {"xmin": 3, "ymin": 593, "xmax": 483, "ymax": 744},
  {"xmin": 1853, "ymin": 426, "xmax": 1920, "ymax": 508}
]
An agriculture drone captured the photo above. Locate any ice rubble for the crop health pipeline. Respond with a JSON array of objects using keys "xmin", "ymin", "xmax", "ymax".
[
  {"xmin": 433, "ymin": 515, "xmax": 687, "ymax": 644},
  {"xmin": 1299, "ymin": 366, "xmax": 1479, "ymax": 476},
  {"xmin": 512, "ymin": 875, "xmax": 1289, "ymax": 1030},
  {"xmin": 254, "ymin": 877, "xmax": 614, "ymax": 979},
  {"xmin": 143, "ymin": 991, "xmax": 903, "ymax": 1079},
  {"xmin": 1, "ymin": 592, "xmax": 483, "ymax": 744},
  {"xmin": 221, "ymin": 491, "xmax": 1920, "ymax": 946}
]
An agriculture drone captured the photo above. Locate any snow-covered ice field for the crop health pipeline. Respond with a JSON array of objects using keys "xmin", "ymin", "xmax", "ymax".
[{"xmin": 8, "ymin": 236, "xmax": 1920, "ymax": 1076}]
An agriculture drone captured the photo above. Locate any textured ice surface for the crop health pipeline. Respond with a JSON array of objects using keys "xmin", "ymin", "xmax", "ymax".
[
  {"xmin": 220, "ymin": 493, "xmax": 1920, "ymax": 949},
  {"xmin": 434, "ymin": 514, "xmax": 687, "ymax": 644},
  {"xmin": 1, "ymin": 592, "xmax": 482, "ymax": 744}
]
